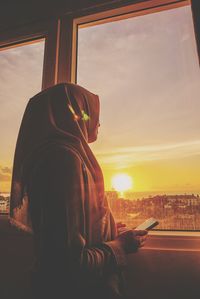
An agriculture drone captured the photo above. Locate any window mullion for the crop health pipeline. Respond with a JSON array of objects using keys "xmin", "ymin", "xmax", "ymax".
[
  {"xmin": 42, "ymin": 20, "xmax": 60, "ymax": 90},
  {"xmin": 57, "ymin": 16, "xmax": 75, "ymax": 84}
]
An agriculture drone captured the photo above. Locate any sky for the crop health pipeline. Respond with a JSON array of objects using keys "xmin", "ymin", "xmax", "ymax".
[
  {"xmin": 77, "ymin": 4, "xmax": 200, "ymax": 193},
  {"xmin": 0, "ymin": 4, "xmax": 200, "ymax": 195},
  {"xmin": 0, "ymin": 41, "xmax": 45, "ymax": 193}
]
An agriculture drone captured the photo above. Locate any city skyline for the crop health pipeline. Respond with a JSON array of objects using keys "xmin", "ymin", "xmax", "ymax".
[
  {"xmin": 1, "ymin": 191, "xmax": 200, "ymax": 231},
  {"xmin": 106, "ymin": 191, "xmax": 200, "ymax": 230}
]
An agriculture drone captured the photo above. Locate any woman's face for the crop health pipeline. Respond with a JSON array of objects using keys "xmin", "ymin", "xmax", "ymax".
[{"xmin": 89, "ymin": 122, "xmax": 100, "ymax": 143}]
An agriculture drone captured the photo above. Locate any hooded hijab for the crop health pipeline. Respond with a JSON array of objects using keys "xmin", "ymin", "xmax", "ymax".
[
  {"xmin": 9, "ymin": 83, "xmax": 126, "ymax": 299},
  {"xmin": 9, "ymin": 83, "xmax": 104, "ymax": 232}
]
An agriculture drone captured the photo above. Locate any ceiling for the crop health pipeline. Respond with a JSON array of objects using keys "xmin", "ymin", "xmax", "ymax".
[{"xmin": 0, "ymin": 0, "xmax": 137, "ymax": 32}]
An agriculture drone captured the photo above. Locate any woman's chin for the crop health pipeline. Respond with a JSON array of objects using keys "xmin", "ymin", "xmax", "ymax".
[{"xmin": 88, "ymin": 134, "xmax": 98, "ymax": 143}]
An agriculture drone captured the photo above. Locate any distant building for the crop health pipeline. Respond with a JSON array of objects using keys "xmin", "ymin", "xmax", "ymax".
[
  {"xmin": 104, "ymin": 191, "xmax": 200, "ymax": 230},
  {"xmin": 0, "ymin": 195, "xmax": 10, "ymax": 213}
]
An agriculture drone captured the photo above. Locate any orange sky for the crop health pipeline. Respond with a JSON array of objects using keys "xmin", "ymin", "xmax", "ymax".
[
  {"xmin": 0, "ymin": 4, "xmax": 200, "ymax": 195},
  {"xmin": 77, "ymin": 4, "xmax": 200, "ymax": 193}
]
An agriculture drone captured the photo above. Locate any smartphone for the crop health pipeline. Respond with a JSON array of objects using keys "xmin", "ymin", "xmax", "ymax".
[{"xmin": 135, "ymin": 217, "xmax": 159, "ymax": 231}]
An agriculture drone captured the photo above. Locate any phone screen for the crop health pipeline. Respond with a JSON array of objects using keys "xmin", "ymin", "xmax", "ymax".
[{"xmin": 136, "ymin": 217, "xmax": 159, "ymax": 230}]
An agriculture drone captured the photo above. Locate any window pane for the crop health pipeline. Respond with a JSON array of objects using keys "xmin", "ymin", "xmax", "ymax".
[
  {"xmin": 0, "ymin": 40, "xmax": 45, "ymax": 213},
  {"xmin": 77, "ymin": 5, "xmax": 200, "ymax": 230}
]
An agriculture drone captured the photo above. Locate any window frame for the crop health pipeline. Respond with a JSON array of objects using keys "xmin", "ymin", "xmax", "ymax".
[
  {"xmin": 1, "ymin": 0, "xmax": 200, "ymax": 247},
  {"xmin": 0, "ymin": 19, "xmax": 59, "ymax": 213},
  {"xmin": 57, "ymin": 0, "xmax": 190, "ymax": 84},
  {"xmin": 0, "ymin": 19, "xmax": 60, "ymax": 90},
  {"xmin": 61, "ymin": 0, "xmax": 200, "ymax": 242}
]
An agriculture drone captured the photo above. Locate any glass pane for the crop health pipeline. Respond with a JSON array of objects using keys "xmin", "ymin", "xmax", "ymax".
[
  {"xmin": 0, "ymin": 40, "xmax": 45, "ymax": 213},
  {"xmin": 77, "ymin": 5, "xmax": 200, "ymax": 230}
]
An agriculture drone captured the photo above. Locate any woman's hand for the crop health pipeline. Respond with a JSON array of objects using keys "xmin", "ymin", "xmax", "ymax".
[
  {"xmin": 116, "ymin": 222, "xmax": 127, "ymax": 234},
  {"xmin": 115, "ymin": 229, "xmax": 148, "ymax": 254}
]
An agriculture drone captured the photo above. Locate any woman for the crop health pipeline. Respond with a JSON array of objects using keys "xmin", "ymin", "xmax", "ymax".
[{"xmin": 9, "ymin": 83, "xmax": 147, "ymax": 299}]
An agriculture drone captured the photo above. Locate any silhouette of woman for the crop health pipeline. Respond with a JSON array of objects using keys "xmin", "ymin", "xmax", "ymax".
[{"xmin": 9, "ymin": 83, "xmax": 147, "ymax": 299}]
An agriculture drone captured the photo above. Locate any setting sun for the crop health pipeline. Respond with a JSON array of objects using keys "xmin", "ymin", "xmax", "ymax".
[{"xmin": 111, "ymin": 174, "xmax": 133, "ymax": 192}]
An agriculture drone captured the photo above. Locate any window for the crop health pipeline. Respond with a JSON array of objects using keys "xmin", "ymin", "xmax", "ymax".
[
  {"xmin": 0, "ymin": 40, "xmax": 45, "ymax": 213},
  {"xmin": 76, "ymin": 0, "xmax": 200, "ymax": 230}
]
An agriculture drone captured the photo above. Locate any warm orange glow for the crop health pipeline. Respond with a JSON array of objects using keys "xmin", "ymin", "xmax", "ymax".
[
  {"xmin": 111, "ymin": 174, "xmax": 133, "ymax": 192},
  {"xmin": 77, "ymin": 5, "xmax": 200, "ymax": 196}
]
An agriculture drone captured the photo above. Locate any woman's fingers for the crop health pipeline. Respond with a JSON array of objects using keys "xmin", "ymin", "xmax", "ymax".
[
  {"xmin": 135, "ymin": 234, "xmax": 148, "ymax": 247},
  {"xmin": 118, "ymin": 227, "xmax": 129, "ymax": 234},
  {"xmin": 116, "ymin": 229, "xmax": 148, "ymax": 254},
  {"xmin": 133, "ymin": 229, "xmax": 148, "ymax": 236},
  {"xmin": 117, "ymin": 222, "xmax": 127, "ymax": 235},
  {"xmin": 117, "ymin": 222, "xmax": 126, "ymax": 228}
]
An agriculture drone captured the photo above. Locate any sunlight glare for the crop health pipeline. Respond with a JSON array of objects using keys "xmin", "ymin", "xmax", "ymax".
[{"xmin": 111, "ymin": 174, "xmax": 133, "ymax": 192}]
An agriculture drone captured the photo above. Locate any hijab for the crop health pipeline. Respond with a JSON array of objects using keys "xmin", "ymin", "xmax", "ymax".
[{"xmin": 9, "ymin": 83, "xmax": 103, "ymax": 232}]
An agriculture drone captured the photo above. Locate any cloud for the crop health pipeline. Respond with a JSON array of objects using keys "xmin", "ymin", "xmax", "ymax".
[
  {"xmin": 95, "ymin": 139, "xmax": 200, "ymax": 167},
  {"xmin": 0, "ymin": 166, "xmax": 12, "ymax": 181},
  {"xmin": 0, "ymin": 166, "xmax": 12, "ymax": 174},
  {"xmin": 78, "ymin": 4, "xmax": 200, "ymax": 154}
]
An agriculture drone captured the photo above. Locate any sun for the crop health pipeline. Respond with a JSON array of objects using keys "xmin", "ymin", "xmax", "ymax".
[{"xmin": 111, "ymin": 173, "xmax": 133, "ymax": 192}]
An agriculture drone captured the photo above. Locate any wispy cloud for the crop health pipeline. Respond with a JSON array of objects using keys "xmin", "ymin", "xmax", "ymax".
[
  {"xmin": 0, "ymin": 166, "xmax": 12, "ymax": 174},
  {"xmin": 95, "ymin": 140, "xmax": 200, "ymax": 167},
  {"xmin": 0, "ymin": 166, "xmax": 12, "ymax": 182}
]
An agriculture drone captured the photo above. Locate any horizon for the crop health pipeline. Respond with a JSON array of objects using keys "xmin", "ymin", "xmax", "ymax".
[{"xmin": 1, "ymin": 189, "xmax": 200, "ymax": 197}]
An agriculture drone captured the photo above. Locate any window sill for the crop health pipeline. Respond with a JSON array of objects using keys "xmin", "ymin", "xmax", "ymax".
[{"xmin": 142, "ymin": 230, "xmax": 200, "ymax": 252}]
